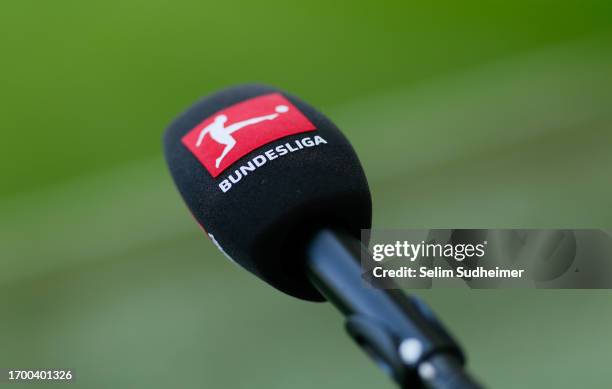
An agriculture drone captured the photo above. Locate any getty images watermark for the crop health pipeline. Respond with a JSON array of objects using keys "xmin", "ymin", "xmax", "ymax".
[{"xmin": 360, "ymin": 229, "xmax": 612, "ymax": 289}]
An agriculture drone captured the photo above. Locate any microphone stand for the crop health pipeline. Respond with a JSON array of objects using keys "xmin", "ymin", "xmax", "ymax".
[{"xmin": 306, "ymin": 229, "xmax": 482, "ymax": 389}]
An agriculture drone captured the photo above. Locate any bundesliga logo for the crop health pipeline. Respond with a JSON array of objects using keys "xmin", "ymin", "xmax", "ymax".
[
  {"xmin": 182, "ymin": 93, "xmax": 317, "ymax": 178},
  {"xmin": 217, "ymin": 135, "xmax": 327, "ymax": 192}
]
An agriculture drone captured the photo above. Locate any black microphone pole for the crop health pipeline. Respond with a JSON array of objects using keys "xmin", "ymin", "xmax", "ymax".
[{"xmin": 306, "ymin": 229, "xmax": 482, "ymax": 389}]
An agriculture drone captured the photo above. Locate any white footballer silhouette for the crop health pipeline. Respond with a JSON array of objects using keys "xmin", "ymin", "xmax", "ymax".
[{"xmin": 196, "ymin": 105, "xmax": 290, "ymax": 168}]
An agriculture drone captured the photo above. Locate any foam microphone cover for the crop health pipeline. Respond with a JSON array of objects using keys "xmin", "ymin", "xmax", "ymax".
[{"xmin": 164, "ymin": 84, "xmax": 371, "ymax": 301}]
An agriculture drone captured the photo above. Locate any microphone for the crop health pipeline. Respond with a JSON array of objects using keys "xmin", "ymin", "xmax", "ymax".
[{"xmin": 163, "ymin": 84, "xmax": 481, "ymax": 388}]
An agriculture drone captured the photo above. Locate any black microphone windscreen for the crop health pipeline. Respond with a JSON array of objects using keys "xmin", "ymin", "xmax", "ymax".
[{"xmin": 163, "ymin": 84, "xmax": 371, "ymax": 301}]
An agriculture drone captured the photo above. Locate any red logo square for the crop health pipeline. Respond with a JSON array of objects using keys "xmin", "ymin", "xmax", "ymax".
[{"xmin": 182, "ymin": 93, "xmax": 316, "ymax": 177}]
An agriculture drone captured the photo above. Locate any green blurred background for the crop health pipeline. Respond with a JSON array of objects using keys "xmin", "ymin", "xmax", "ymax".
[{"xmin": 1, "ymin": 1, "xmax": 612, "ymax": 388}]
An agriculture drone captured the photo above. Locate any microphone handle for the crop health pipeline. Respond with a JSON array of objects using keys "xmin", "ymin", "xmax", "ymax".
[{"xmin": 306, "ymin": 229, "xmax": 482, "ymax": 389}]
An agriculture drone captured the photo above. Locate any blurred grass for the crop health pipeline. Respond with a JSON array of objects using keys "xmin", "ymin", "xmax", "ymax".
[
  {"xmin": 1, "ymin": 0, "xmax": 612, "ymax": 196},
  {"xmin": 1, "ymin": 1, "xmax": 612, "ymax": 388}
]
